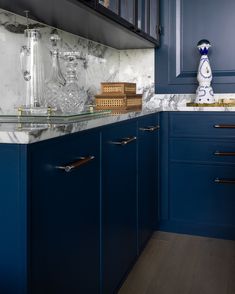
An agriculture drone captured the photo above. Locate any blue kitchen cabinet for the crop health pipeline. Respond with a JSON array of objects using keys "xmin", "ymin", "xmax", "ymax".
[
  {"xmin": 137, "ymin": 113, "xmax": 159, "ymax": 251},
  {"xmin": 101, "ymin": 120, "xmax": 138, "ymax": 294},
  {"xmin": 168, "ymin": 163, "xmax": 235, "ymax": 239},
  {"xmin": 156, "ymin": 0, "xmax": 235, "ymax": 93},
  {"xmin": 97, "ymin": 0, "xmax": 160, "ymax": 45},
  {"xmin": 0, "ymin": 129, "xmax": 101, "ymax": 294},
  {"xmin": 29, "ymin": 130, "xmax": 100, "ymax": 294},
  {"xmin": 0, "ymin": 0, "xmax": 157, "ymax": 49},
  {"xmin": 0, "ymin": 144, "xmax": 28, "ymax": 294},
  {"xmin": 159, "ymin": 112, "xmax": 235, "ymax": 240}
]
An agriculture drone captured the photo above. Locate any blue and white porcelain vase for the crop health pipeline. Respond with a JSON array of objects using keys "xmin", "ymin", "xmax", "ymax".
[{"xmin": 195, "ymin": 39, "xmax": 215, "ymax": 104}]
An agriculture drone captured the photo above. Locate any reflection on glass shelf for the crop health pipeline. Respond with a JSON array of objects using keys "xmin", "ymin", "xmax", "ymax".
[
  {"xmin": 99, "ymin": 0, "xmax": 119, "ymax": 14},
  {"xmin": 0, "ymin": 110, "xmax": 112, "ymax": 124}
]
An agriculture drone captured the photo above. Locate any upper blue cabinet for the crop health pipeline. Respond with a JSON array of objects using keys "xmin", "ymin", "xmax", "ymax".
[
  {"xmin": 97, "ymin": 0, "xmax": 160, "ymax": 46},
  {"xmin": 0, "ymin": 0, "xmax": 159, "ymax": 49},
  {"xmin": 156, "ymin": 0, "xmax": 235, "ymax": 93}
]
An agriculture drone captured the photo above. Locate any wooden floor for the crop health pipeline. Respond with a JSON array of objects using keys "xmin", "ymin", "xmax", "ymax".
[{"xmin": 119, "ymin": 232, "xmax": 235, "ymax": 294}]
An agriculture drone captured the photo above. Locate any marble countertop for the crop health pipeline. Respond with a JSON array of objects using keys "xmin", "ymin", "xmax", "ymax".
[
  {"xmin": 1, "ymin": 105, "xmax": 235, "ymax": 144},
  {"xmin": 0, "ymin": 108, "xmax": 160, "ymax": 144}
]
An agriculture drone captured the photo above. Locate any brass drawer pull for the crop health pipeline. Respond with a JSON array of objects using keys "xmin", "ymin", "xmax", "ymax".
[
  {"xmin": 57, "ymin": 156, "xmax": 95, "ymax": 172},
  {"xmin": 139, "ymin": 125, "xmax": 160, "ymax": 132},
  {"xmin": 214, "ymin": 124, "xmax": 235, "ymax": 129},
  {"xmin": 214, "ymin": 178, "xmax": 235, "ymax": 184},
  {"xmin": 109, "ymin": 136, "xmax": 137, "ymax": 146},
  {"xmin": 214, "ymin": 151, "xmax": 235, "ymax": 156}
]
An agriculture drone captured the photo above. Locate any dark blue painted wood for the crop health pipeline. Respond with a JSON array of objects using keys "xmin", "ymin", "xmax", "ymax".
[
  {"xmin": 169, "ymin": 112, "xmax": 235, "ymax": 138},
  {"xmin": 156, "ymin": 0, "xmax": 235, "ymax": 93},
  {"xmin": 169, "ymin": 163, "xmax": 235, "ymax": 227},
  {"xmin": 0, "ymin": 0, "xmax": 156, "ymax": 49},
  {"xmin": 159, "ymin": 112, "xmax": 169, "ymax": 221},
  {"xmin": 0, "ymin": 144, "xmax": 28, "ymax": 294},
  {"xmin": 137, "ymin": 114, "xmax": 159, "ymax": 252},
  {"xmin": 159, "ymin": 112, "xmax": 235, "ymax": 240},
  {"xmin": 29, "ymin": 130, "xmax": 100, "ymax": 294},
  {"xmin": 101, "ymin": 120, "xmax": 138, "ymax": 294},
  {"xmin": 170, "ymin": 138, "xmax": 235, "ymax": 165},
  {"xmin": 165, "ymin": 163, "xmax": 235, "ymax": 239}
]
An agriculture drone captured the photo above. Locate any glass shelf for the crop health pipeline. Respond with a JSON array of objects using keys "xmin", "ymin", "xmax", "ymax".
[{"xmin": 0, "ymin": 110, "xmax": 112, "ymax": 124}]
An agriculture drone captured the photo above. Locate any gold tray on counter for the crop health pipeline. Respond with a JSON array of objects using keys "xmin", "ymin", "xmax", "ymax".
[
  {"xmin": 187, "ymin": 99, "xmax": 235, "ymax": 107},
  {"xmin": 0, "ymin": 110, "xmax": 112, "ymax": 124}
]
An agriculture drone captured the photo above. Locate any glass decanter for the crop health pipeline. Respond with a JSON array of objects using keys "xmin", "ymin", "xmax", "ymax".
[
  {"xmin": 45, "ymin": 32, "xmax": 66, "ymax": 112},
  {"xmin": 60, "ymin": 52, "xmax": 86, "ymax": 113}
]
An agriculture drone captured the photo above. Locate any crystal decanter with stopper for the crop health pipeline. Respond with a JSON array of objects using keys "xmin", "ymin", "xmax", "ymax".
[
  {"xmin": 60, "ymin": 52, "xmax": 86, "ymax": 113},
  {"xmin": 45, "ymin": 31, "xmax": 66, "ymax": 112}
]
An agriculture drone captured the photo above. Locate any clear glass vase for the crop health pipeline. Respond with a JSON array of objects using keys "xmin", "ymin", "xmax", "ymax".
[
  {"xmin": 20, "ymin": 29, "xmax": 45, "ymax": 109},
  {"xmin": 45, "ymin": 33, "xmax": 66, "ymax": 112},
  {"xmin": 60, "ymin": 52, "xmax": 86, "ymax": 113}
]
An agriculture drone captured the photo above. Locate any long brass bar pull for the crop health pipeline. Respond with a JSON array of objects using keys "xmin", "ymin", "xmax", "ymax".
[
  {"xmin": 214, "ymin": 178, "xmax": 235, "ymax": 184},
  {"xmin": 214, "ymin": 124, "xmax": 235, "ymax": 129},
  {"xmin": 139, "ymin": 125, "xmax": 160, "ymax": 132},
  {"xmin": 109, "ymin": 136, "xmax": 137, "ymax": 146},
  {"xmin": 214, "ymin": 151, "xmax": 235, "ymax": 156},
  {"xmin": 57, "ymin": 156, "xmax": 95, "ymax": 172}
]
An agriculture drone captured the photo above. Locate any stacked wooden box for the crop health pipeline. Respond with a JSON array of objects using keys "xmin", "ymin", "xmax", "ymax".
[{"xmin": 95, "ymin": 82, "xmax": 142, "ymax": 113}]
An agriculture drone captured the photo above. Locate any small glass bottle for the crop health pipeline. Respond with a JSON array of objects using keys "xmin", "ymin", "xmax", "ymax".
[
  {"xmin": 45, "ymin": 33, "xmax": 66, "ymax": 112},
  {"xmin": 60, "ymin": 52, "xmax": 85, "ymax": 113}
]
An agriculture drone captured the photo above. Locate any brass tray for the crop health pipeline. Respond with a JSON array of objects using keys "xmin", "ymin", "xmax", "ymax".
[{"xmin": 0, "ymin": 110, "xmax": 111, "ymax": 124}]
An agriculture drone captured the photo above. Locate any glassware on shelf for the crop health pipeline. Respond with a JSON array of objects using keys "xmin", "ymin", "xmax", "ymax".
[
  {"xmin": 60, "ymin": 52, "xmax": 86, "ymax": 113},
  {"xmin": 45, "ymin": 32, "xmax": 66, "ymax": 112},
  {"xmin": 20, "ymin": 28, "xmax": 45, "ymax": 108}
]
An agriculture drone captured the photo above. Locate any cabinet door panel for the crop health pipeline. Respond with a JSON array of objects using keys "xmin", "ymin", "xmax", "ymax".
[
  {"xmin": 149, "ymin": 0, "xmax": 159, "ymax": 40},
  {"xmin": 169, "ymin": 112, "xmax": 235, "ymax": 139},
  {"xmin": 138, "ymin": 114, "xmax": 159, "ymax": 251},
  {"xmin": 156, "ymin": 0, "xmax": 235, "ymax": 93},
  {"xmin": 30, "ymin": 131, "xmax": 100, "ymax": 294},
  {"xmin": 102, "ymin": 121, "xmax": 137, "ymax": 294},
  {"xmin": 120, "ymin": 0, "xmax": 135, "ymax": 24},
  {"xmin": 170, "ymin": 163, "xmax": 235, "ymax": 227},
  {"xmin": 137, "ymin": 0, "xmax": 148, "ymax": 33},
  {"xmin": 0, "ymin": 144, "xmax": 27, "ymax": 294},
  {"xmin": 170, "ymin": 138, "xmax": 235, "ymax": 165}
]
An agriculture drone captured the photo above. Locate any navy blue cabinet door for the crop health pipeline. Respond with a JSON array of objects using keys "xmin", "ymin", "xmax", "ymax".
[
  {"xmin": 137, "ymin": 114, "xmax": 159, "ymax": 252},
  {"xmin": 156, "ymin": 0, "xmax": 235, "ymax": 93},
  {"xmin": 0, "ymin": 144, "xmax": 28, "ymax": 294},
  {"xmin": 29, "ymin": 130, "xmax": 100, "ymax": 294},
  {"xmin": 159, "ymin": 112, "xmax": 235, "ymax": 240},
  {"xmin": 168, "ymin": 163, "xmax": 235, "ymax": 239},
  {"xmin": 101, "ymin": 120, "xmax": 137, "ymax": 294}
]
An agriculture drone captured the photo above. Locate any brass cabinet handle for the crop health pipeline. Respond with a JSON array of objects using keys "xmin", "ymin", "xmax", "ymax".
[
  {"xmin": 139, "ymin": 125, "xmax": 160, "ymax": 132},
  {"xmin": 57, "ymin": 156, "xmax": 95, "ymax": 172},
  {"xmin": 214, "ymin": 151, "xmax": 235, "ymax": 156},
  {"xmin": 109, "ymin": 136, "xmax": 137, "ymax": 146},
  {"xmin": 214, "ymin": 178, "xmax": 235, "ymax": 184},
  {"xmin": 214, "ymin": 124, "xmax": 235, "ymax": 129}
]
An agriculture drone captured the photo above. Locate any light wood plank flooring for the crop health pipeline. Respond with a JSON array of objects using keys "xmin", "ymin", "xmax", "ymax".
[{"xmin": 119, "ymin": 232, "xmax": 235, "ymax": 294}]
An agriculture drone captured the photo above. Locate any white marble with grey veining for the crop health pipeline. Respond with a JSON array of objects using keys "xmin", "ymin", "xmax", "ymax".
[
  {"xmin": 1, "ymin": 101, "xmax": 235, "ymax": 144},
  {"xmin": 0, "ymin": 8, "xmax": 235, "ymax": 144},
  {"xmin": 0, "ymin": 8, "xmax": 156, "ymax": 113}
]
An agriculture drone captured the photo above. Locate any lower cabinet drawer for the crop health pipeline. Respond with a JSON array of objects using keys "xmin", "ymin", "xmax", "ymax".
[
  {"xmin": 169, "ymin": 112, "xmax": 235, "ymax": 138},
  {"xmin": 170, "ymin": 138, "xmax": 235, "ymax": 164},
  {"xmin": 169, "ymin": 163, "xmax": 235, "ymax": 227}
]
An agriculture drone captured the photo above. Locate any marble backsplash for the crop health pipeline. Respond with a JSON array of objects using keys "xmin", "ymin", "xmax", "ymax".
[
  {"xmin": 145, "ymin": 93, "xmax": 235, "ymax": 111},
  {"xmin": 0, "ymin": 8, "xmax": 154, "ymax": 113}
]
